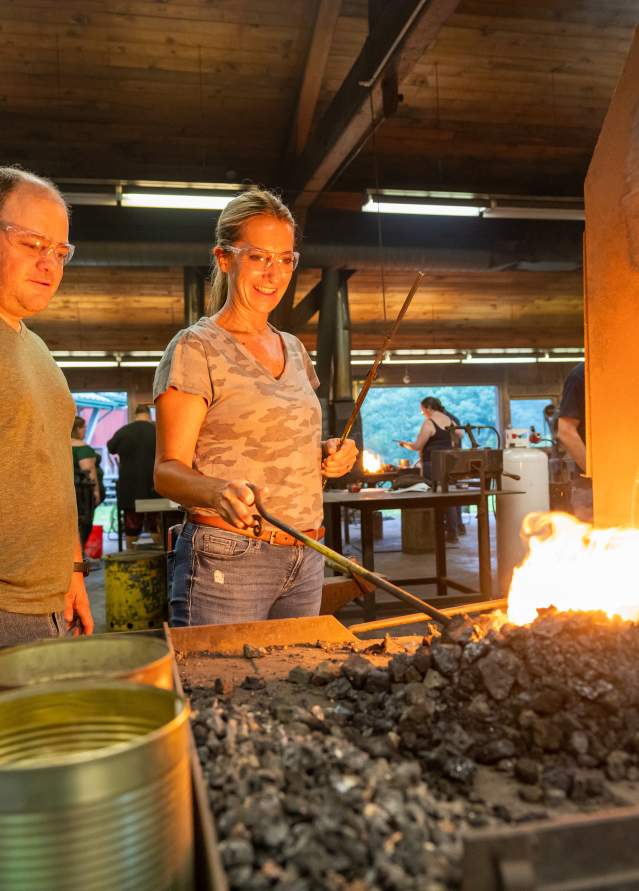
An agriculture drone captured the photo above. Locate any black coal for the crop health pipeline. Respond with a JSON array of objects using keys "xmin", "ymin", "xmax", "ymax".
[{"xmin": 187, "ymin": 608, "xmax": 639, "ymax": 890}]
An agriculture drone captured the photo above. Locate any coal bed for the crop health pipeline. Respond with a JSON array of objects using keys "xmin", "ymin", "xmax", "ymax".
[{"xmin": 177, "ymin": 609, "xmax": 639, "ymax": 890}]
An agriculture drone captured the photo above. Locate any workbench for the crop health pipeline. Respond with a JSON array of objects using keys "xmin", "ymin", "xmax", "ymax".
[{"xmin": 323, "ymin": 488, "xmax": 494, "ymax": 617}]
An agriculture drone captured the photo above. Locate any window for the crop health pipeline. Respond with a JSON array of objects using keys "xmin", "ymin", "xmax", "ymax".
[
  {"xmin": 510, "ymin": 398, "xmax": 555, "ymax": 445},
  {"xmin": 360, "ymin": 385, "xmax": 499, "ymax": 464}
]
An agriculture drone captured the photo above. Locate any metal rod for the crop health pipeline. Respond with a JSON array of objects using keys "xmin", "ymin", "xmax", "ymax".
[
  {"xmin": 338, "ymin": 270, "xmax": 423, "ymax": 445},
  {"xmin": 348, "ymin": 597, "xmax": 508, "ymax": 634},
  {"xmin": 249, "ymin": 487, "xmax": 451, "ymax": 626}
]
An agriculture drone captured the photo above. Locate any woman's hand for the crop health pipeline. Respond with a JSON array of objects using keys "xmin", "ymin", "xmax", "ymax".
[
  {"xmin": 209, "ymin": 478, "xmax": 268, "ymax": 528},
  {"xmin": 321, "ymin": 438, "xmax": 359, "ymax": 478}
]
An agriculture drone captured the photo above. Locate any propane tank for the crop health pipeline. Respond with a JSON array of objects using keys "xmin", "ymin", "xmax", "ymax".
[{"xmin": 497, "ymin": 434, "xmax": 550, "ymax": 596}]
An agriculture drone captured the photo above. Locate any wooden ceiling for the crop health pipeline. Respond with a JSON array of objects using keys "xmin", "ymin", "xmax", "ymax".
[{"xmin": 7, "ymin": 0, "xmax": 639, "ymax": 355}]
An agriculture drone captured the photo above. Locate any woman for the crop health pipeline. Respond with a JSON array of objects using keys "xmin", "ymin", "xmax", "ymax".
[
  {"xmin": 399, "ymin": 396, "xmax": 460, "ymax": 542},
  {"xmin": 71, "ymin": 416, "xmax": 100, "ymax": 550},
  {"xmin": 153, "ymin": 189, "xmax": 358, "ymax": 626}
]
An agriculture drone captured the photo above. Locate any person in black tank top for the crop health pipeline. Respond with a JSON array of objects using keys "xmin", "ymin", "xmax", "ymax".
[{"xmin": 398, "ymin": 396, "xmax": 460, "ymax": 542}]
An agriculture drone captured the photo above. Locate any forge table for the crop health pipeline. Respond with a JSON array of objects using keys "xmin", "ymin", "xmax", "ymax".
[{"xmin": 323, "ymin": 488, "xmax": 495, "ymax": 616}]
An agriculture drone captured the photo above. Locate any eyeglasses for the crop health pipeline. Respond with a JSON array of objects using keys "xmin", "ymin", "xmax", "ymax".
[
  {"xmin": 224, "ymin": 242, "xmax": 300, "ymax": 272},
  {"xmin": 0, "ymin": 221, "xmax": 75, "ymax": 266}
]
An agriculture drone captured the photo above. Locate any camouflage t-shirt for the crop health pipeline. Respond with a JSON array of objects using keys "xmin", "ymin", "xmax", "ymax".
[{"xmin": 153, "ymin": 315, "xmax": 323, "ymax": 529}]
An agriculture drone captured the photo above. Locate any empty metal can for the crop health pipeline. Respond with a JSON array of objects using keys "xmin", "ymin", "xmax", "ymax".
[
  {"xmin": 0, "ymin": 633, "xmax": 174, "ymax": 691},
  {"xmin": 0, "ymin": 681, "xmax": 193, "ymax": 890}
]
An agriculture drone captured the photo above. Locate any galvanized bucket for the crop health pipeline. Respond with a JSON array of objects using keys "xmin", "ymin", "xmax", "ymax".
[
  {"xmin": 0, "ymin": 633, "xmax": 174, "ymax": 691},
  {"xmin": 0, "ymin": 681, "xmax": 193, "ymax": 891},
  {"xmin": 105, "ymin": 550, "xmax": 168, "ymax": 632}
]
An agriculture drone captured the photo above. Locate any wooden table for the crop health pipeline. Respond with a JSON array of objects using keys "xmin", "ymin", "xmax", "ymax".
[{"xmin": 323, "ymin": 488, "xmax": 494, "ymax": 617}]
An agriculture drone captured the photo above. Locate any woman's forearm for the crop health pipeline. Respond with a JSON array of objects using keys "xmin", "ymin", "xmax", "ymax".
[{"xmin": 154, "ymin": 459, "xmax": 219, "ymax": 508}]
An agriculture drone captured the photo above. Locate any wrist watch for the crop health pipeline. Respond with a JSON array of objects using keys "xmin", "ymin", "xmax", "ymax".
[{"xmin": 73, "ymin": 560, "xmax": 91, "ymax": 577}]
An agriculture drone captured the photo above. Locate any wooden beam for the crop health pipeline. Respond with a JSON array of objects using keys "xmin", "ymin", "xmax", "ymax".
[
  {"xmin": 289, "ymin": 278, "xmax": 324, "ymax": 333},
  {"xmin": 287, "ymin": 0, "xmax": 462, "ymax": 210},
  {"xmin": 287, "ymin": 0, "xmax": 342, "ymax": 158}
]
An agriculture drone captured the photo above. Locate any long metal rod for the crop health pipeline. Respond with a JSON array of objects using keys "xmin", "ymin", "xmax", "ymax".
[
  {"xmin": 339, "ymin": 269, "xmax": 424, "ymax": 445},
  {"xmin": 349, "ymin": 597, "xmax": 508, "ymax": 635},
  {"xmin": 250, "ymin": 488, "xmax": 450, "ymax": 626}
]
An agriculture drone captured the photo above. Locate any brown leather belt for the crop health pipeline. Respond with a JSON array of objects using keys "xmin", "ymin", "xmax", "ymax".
[{"xmin": 189, "ymin": 513, "xmax": 324, "ymax": 548}]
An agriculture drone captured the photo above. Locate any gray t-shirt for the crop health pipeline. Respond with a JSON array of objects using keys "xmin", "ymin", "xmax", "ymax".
[
  {"xmin": 153, "ymin": 315, "xmax": 323, "ymax": 529},
  {"xmin": 0, "ymin": 321, "xmax": 77, "ymax": 614}
]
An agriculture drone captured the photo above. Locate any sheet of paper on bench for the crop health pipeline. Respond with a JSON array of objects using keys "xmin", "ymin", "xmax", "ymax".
[
  {"xmin": 394, "ymin": 482, "xmax": 430, "ymax": 493},
  {"xmin": 134, "ymin": 498, "xmax": 180, "ymax": 512}
]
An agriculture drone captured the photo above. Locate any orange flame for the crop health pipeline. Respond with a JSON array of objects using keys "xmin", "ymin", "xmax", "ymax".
[
  {"xmin": 362, "ymin": 449, "xmax": 383, "ymax": 473},
  {"xmin": 508, "ymin": 511, "xmax": 639, "ymax": 625}
]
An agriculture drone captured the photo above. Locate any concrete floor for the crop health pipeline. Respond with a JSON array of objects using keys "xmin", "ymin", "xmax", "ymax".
[{"xmin": 86, "ymin": 509, "xmax": 499, "ymax": 635}]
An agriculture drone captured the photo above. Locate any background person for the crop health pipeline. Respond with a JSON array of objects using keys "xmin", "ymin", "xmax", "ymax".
[
  {"xmin": 0, "ymin": 166, "xmax": 93, "ymax": 645},
  {"xmin": 71, "ymin": 415, "xmax": 101, "ymax": 551},
  {"xmin": 398, "ymin": 396, "xmax": 461, "ymax": 542},
  {"xmin": 557, "ymin": 362, "xmax": 592, "ymax": 521},
  {"xmin": 153, "ymin": 189, "xmax": 357, "ymax": 626},
  {"xmin": 107, "ymin": 403, "xmax": 159, "ymax": 548}
]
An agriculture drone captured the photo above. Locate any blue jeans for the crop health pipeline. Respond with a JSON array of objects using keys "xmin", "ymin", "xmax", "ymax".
[
  {"xmin": 0, "ymin": 608, "xmax": 67, "ymax": 647},
  {"xmin": 170, "ymin": 522, "xmax": 325, "ymax": 626}
]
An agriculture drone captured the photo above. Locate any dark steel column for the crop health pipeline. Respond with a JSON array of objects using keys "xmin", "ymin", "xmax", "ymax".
[{"xmin": 183, "ymin": 267, "xmax": 207, "ymax": 326}]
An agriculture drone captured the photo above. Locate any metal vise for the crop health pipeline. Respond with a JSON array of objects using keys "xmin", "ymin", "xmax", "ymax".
[{"xmin": 430, "ymin": 448, "xmax": 504, "ymax": 493}]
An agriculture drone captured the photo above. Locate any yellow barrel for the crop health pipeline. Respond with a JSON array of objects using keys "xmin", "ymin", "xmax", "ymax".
[
  {"xmin": 0, "ymin": 634, "xmax": 174, "ymax": 691},
  {"xmin": 0, "ymin": 681, "xmax": 193, "ymax": 891},
  {"xmin": 105, "ymin": 550, "xmax": 168, "ymax": 632}
]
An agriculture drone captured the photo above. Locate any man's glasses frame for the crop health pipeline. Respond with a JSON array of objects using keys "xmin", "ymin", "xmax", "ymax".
[
  {"xmin": 0, "ymin": 221, "xmax": 75, "ymax": 266},
  {"xmin": 224, "ymin": 242, "xmax": 300, "ymax": 272}
]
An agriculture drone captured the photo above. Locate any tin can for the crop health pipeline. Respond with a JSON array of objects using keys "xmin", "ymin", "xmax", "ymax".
[
  {"xmin": 0, "ymin": 681, "xmax": 193, "ymax": 890},
  {"xmin": 0, "ymin": 633, "xmax": 173, "ymax": 691}
]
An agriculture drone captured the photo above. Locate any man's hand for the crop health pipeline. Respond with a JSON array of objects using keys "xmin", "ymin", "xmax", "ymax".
[
  {"xmin": 321, "ymin": 438, "xmax": 359, "ymax": 478},
  {"xmin": 64, "ymin": 573, "xmax": 94, "ymax": 637}
]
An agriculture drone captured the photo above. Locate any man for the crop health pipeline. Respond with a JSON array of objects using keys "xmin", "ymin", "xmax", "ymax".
[
  {"xmin": 557, "ymin": 362, "xmax": 593, "ymax": 521},
  {"xmin": 108, "ymin": 404, "xmax": 159, "ymax": 548},
  {"xmin": 0, "ymin": 166, "xmax": 94, "ymax": 645}
]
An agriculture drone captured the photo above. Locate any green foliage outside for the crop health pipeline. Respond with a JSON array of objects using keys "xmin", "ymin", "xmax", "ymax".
[
  {"xmin": 360, "ymin": 385, "xmax": 499, "ymax": 465},
  {"xmin": 510, "ymin": 398, "xmax": 553, "ymax": 440}
]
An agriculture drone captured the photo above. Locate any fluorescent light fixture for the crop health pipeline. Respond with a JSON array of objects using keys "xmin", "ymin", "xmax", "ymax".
[
  {"xmin": 363, "ymin": 196, "xmax": 484, "ymax": 217},
  {"xmin": 119, "ymin": 361, "xmax": 161, "ymax": 368},
  {"xmin": 122, "ymin": 192, "xmax": 232, "ymax": 210},
  {"xmin": 127, "ymin": 351, "xmax": 165, "ymax": 357},
  {"xmin": 539, "ymin": 355, "xmax": 584, "ymax": 363},
  {"xmin": 56, "ymin": 360, "xmax": 118, "ymax": 368},
  {"xmin": 393, "ymin": 348, "xmax": 458, "ymax": 356},
  {"xmin": 385, "ymin": 358, "xmax": 461, "ymax": 365},
  {"xmin": 362, "ymin": 189, "xmax": 584, "ymax": 220},
  {"xmin": 63, "ymin": 191, "xmax": 118, "ymax": 207},
  {"xmin": 52, "ymin": 350, "xmax": 109, "ymax": 357},
  {"xmin": 463, "ymin": 356, "xmax": 537, "ymax": 365},
  {"xmin": 483, "ymin": 206, "xmax": 584, "ymax": 221}
]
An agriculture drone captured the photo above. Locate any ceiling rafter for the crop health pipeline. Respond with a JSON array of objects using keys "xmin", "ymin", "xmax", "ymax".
[
  {"xmin": 286, "ymin": 0, "xmax": 462, "ymax": 210},
  {"xmin": 286, "ymin": 0, "xmax": 342, "ymax": 159}
]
